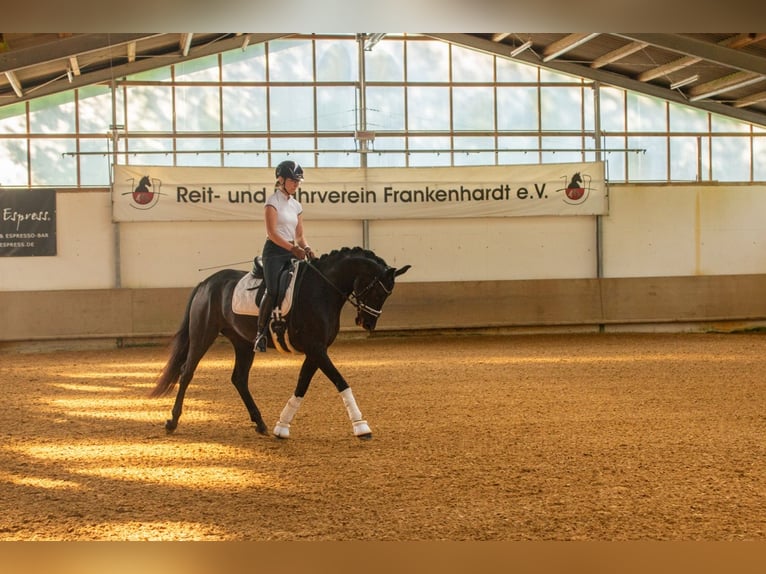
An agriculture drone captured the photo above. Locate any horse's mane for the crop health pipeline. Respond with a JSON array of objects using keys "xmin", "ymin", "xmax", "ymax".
[{"xmin": 315, "ymin": 246, "xmax": 388, "ymax": 269}]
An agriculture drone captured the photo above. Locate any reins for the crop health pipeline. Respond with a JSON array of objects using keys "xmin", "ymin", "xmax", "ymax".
[{"xmin": 303, "ymin": 258, "xmax": 390, "ymax": 318}]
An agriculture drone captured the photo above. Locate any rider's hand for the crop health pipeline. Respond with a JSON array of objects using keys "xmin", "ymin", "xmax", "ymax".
[{"xmin": 290, "ymin": 245, "xmax": 306, "ymax": 260}]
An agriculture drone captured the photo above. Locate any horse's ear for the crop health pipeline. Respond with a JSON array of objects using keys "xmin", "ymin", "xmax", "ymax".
[{"xmin": 394, "ymin": 264, "xmax": 411, "ymax": 277}]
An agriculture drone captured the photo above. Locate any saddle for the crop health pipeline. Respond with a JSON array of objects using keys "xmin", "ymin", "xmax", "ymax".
[
  {"xmin": 269, "ymin": 258, "xmax": 302, "ymax": 319},
  {"xmin": 232, "ymin": 256, "xmax": 304, "ymax": 349}
]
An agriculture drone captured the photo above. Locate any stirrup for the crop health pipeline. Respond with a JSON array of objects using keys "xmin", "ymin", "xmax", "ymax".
[
  {"xmin": 271, "ymin": 319, "xmax": 286, "ymax": 338},
  {"xmin": 254, "ymin": 332, "xmax": 267, "ymax": 352}
]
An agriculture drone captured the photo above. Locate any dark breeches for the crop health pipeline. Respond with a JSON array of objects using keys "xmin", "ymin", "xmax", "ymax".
[{"xmin": 262, "ymin": 239, "xmax": 293, "ymax": 296}]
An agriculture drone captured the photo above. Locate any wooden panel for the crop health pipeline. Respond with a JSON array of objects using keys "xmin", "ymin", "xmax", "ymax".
[
  {"xmin": 130, "ymin": 288, "xmax": 192, "ymax": 335},
  {"xmin": 0, "ymin": 289, "xmax": 133, "ymax": 340},
  {"xmin": 378, "ymin": 279, "xmax": 603, "ymax": 330},
  {"xmin": 600, "ymin": 275, "xmax": 766, "ymax": 323},
  {"xmin": 3, "ymin": 275, "xmax": 766, "ymax": 341}
]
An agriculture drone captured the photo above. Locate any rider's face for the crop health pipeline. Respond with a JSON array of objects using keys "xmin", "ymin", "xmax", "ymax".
[{"xmin": 282, "ymin": 177, "xmax": 301, "ymax": 195}]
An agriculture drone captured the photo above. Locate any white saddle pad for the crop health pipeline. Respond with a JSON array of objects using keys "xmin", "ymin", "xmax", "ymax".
[
  {"xmin": 231, "ymin": 260, "xmax": 302, "ymax": 317},
  {"xmin": 231, "ymin": 273, "xmax": 262, "ymax": 316}
]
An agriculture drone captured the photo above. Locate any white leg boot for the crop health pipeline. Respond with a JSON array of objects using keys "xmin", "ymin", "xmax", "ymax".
[
  {"xmin": 340, "ymin": 388, "xmax": 371, "ymax": 438},
  {"xmin": 273, "ymin": 394, "xmax": 303, "ymax": 439}
]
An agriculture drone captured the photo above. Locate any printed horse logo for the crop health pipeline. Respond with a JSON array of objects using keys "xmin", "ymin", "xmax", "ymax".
[
  {"xmin": 121, "ymin": 175, "xmax": 162, "ymax": 210},
  {"xmin": 558, "ymin": 172, "xmax": 591, "ymax": 205},
  {"xmin": 565, "ymin": 173, "xmax": 585, "ymax": 201},
  {"xmin": 132, "ymin": 176, "xmax": 155, "ymax": 205}
]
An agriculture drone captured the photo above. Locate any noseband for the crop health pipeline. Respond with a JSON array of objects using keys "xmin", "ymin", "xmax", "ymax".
[{"xmin": 349, "ymin": 275, "xmax": 392, "ymax": 318}]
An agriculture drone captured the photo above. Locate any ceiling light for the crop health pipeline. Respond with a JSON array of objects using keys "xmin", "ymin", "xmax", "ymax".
[
  {"xmin": 365, "ymin": 33, "xmax": 386, "ymax": 51},
  {"xmin": 669, "ymin": 75, "xmax": 699, "ymax": 90},
  {"xmin": 510, "ymin": 40, "xmax": 532, "ymax": 57}
]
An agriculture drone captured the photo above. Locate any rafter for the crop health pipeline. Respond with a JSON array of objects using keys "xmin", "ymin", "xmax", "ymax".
[
  {"xmin": 0, "ymin": 33, "xmax": 290, "ymax": 105},
  {"xmin": 5, "ymin": 71, "xmax": 23, "ymax": 97},
  {"xmin": 591, "ymin": 42, "xmax": 648, "ymax": 69},
  {"xmin": 180, "ymin": 33, "xmax": 193, "ymax": 57},
  {"xmin": 426, "ymin": 33, "xmax": 766, "ymax": 128},
  {"xmin": 724, "ymin": 33, "xmax": 766, "ymax": 49},
  {"xmin": 0, "ymin": 33, "xmax": 163, "ymax": 75},
  {"xmin": 733, "ymin": 90, "xmax": 766, "ymax": 108},
  {"xmin": 638, "ymin": 34, "xmax": 766, "ymax": 83},
  {"xmin": 688, "ymin": 72, "xmax": 766, "ymax": 102},
  {"xmin": 542, "ymin": 33, "xmax": 599, "ymax": 62},
  {"xmin": 638, "ymin": 56, "xmax": 702, "ymax": 82},
  {"xmin": 68, "ymin": 56, "xmax": 80, "ymax": 76},
  {"xmin": 617, "ymin": 33, "xmax": 766, "ymax": 76}
]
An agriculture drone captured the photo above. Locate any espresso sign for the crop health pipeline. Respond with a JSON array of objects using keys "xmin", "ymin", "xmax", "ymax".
[{"xmin": 0, "ymin": 188, "xmax": 57, "ymax": 257}]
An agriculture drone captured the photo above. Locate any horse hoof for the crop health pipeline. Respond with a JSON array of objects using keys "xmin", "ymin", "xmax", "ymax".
[
  {"xmin": 356, "ymin": 432, "xmax": 373, "ymax": 440},
  {"xmin": 352, "ymin": 419, "xmax": 371, "ymax": 437},
  {"xmin": 254, "ymin": 423, "xmax": 269, "ymax": 436},
  {"xmin": 164, "ymin": 420, "xmax": 177, "ymax": 433},
  {"xmin": 273, "ymin": 422, "xmax": 290, "ymax": 439}
]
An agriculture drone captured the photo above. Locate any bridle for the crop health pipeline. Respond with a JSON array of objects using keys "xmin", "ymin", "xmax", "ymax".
[
  {"xmin": 305, "ymin": 259, "xmax": 391, "ymax": 319},
  {"xmin": 349, "ymin": 273, "xmax": 392, "ymax": 318}
]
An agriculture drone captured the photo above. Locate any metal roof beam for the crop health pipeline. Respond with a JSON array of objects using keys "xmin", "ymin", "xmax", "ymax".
[
  {"xmin": 0, "ymin": 33, "xmax": 164, "ymax": 74},
  {"xmin": 0, "ymin": 33, "xmax": 290, "ymax": 105},
  {"xmin": 5, "ymin": 71, "xmax": 23, "ymax": 97},
  {"xmin": 180, "ymin": 33, "xmax": 194, "ymax": 57},
  {"xmin": 426, "ymin": 33, "xmax": 766, "ymax": 128},
  {"xmin": 734, "ymin": 90, "xmax": 766, "ymax": 108},
  {"xmin": 688, "ymin": 72, "xmax": 766, "ymax": 102},
  {"xmin": 542, "ymin": 33, "xmax": 599, "ymax": 62},
  {"xmin": 614, "ymin": 33, "xmax": 766, "ymax": 76},
  {"xmin": 591, "ymin": 41, "xmax": 648, "ymax": 69},
  {"xmin": 637, "ymin": 34, "xmax": 764, "ymax": 82}
]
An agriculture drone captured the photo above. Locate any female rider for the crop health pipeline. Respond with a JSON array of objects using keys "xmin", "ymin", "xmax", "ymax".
[{"xmin": 254, "ymin": 160, "xmax": 314, "ymax": 352}]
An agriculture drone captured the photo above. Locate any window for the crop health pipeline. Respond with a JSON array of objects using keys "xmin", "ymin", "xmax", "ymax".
[
  {"xmin": 406, "ymin": 39, "xmax": 449, "ymax": 82},
  {"xmin": 29, "ymin": 93, "xmax": 76, "ymax": 134},
  {"xmin": 453, "ymin": 86, "xmax": 494, "ymax": 131},
  {"xmin": 497, "ymin": 87, "xmax": 538, "ymax": 131},
  {"xmin": 407, "ymin": 86, "xmax": 450, "ymax": 131},
  {"xmin": 0, "ymin": 34, "xmax": 761, "ymax": 186}
]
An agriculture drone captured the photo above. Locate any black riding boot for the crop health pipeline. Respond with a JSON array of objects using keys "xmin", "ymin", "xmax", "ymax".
[{"xmin": 254, "ymin": 294, "xmax": 274, "ymax": 352}]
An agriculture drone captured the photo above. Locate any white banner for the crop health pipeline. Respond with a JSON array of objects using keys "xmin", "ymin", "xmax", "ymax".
[{"xmin": 112, "ymin": 162, "xmax": 607, "ymax": 222}]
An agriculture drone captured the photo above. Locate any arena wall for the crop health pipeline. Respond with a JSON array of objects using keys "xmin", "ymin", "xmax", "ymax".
[{"xmin": 3, "ymin": 182, "xmax": 766, "ymax": 344}]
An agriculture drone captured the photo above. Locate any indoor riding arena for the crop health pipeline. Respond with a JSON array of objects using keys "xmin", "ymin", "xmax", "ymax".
[
  {"xmin": 1, "ymin": 330, "xmax": 766, "ymax": 542},
  {"xmin": 3, "ymin": 29, "xmax": 766, "ymax": 558}
]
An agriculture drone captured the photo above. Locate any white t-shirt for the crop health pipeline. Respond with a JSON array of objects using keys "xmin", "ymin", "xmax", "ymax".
[{"xmin": 265, "ymin": 190, "xmax": 303, "ymax": 244}]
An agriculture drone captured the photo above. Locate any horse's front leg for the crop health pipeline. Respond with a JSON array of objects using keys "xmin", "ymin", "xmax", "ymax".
[
  {"xmin": 312, "ymin": 348, "xmax": 372, "ymax": 440},
  {"xmin": 273, "ymin": 357, "xmax": 317, "ymax": 439}
]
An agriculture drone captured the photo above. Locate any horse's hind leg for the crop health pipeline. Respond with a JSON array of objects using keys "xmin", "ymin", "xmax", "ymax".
[
  {"xmin": 229, "ymin": 336, "xmax": 268, "ymax": 435},
  {"xmin": 165, "ymin": 325, "xmax": 219, "ymax": 432}
]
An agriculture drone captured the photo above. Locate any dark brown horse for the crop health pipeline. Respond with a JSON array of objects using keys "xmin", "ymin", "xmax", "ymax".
[{"xmin": 149, "ymin": 246, "xmax": 410, "ymax": 439}]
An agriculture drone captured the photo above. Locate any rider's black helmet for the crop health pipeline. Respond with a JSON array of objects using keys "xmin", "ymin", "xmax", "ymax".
[{"xmin": 275, "ymin": 160, "xmax": 304, "ymax": 181}]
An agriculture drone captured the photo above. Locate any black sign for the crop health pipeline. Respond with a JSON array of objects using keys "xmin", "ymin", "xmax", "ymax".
[{"xmin": 0, "ymin": 188, "xmax": 57, "ymax": 257}]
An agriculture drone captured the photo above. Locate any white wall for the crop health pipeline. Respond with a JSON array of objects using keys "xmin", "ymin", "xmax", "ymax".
[
  {"xmin": 118, "ymin": 219, "xmax": 363, "ymax": 288},
  {"xmin": 3, "ymin": 183, "xmax": 766, "ymax": 291},
  {"xmin": 0, "ymin": 192, "xmax": 115, "ymax": 291},
  {"xmin": 602, "ymin": 184, "xmax": 766, "ymax": 278},
  {"xmin": 368, "ymin": 216, "xmax": 597, "ymax": 282}
]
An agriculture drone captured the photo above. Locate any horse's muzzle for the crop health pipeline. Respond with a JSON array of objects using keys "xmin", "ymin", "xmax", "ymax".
[{"xmin": 356, "ymin": 314, "xmax": 377, "ymax": 332}]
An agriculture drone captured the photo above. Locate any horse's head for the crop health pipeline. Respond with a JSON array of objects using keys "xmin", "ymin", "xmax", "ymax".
[
  {"xmin": 132, "ymin": 176, "xmax": 155, "ymax": 205},
  {"xmin": 353, "ymin": 264, "xmax": 411, "ymax": 332},
  {"xmin": 568, "ymin": 172, "xmax": 582, "ymax": 188}
]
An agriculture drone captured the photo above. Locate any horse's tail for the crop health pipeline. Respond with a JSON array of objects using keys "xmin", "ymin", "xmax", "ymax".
[{"xmin": 149, "ymin": 283, "xmax": 199, "ymax": 398}]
